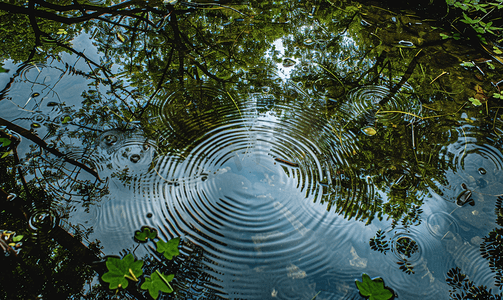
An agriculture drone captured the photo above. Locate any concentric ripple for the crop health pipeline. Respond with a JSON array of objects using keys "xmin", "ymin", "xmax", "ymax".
[
  {"xmin": 377, "ymin": 225, "xmax": 456, "ymax": 299},
  {"xmin": 341, "ymin": 84, "xmax": 422, "ymax": 125},
  {"xmin": 436, "ymin": 120, "xmax": 503, "ymax": 202},
  {"xmin": 142, "ymin": 86, "xmax": 363, "ymax": 297}
]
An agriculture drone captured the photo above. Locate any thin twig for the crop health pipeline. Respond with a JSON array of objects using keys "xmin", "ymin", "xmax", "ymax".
[{"xmin": 0, "ymin": 117, "xmax": 102, "ymax": 181}]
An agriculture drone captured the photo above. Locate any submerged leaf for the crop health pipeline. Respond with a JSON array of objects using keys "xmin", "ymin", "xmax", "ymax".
[
  {"xmin": 156, "ymin": 237, "xmax": 180, "ymax": 260},
  {"xmin": 355, "ymin": 273, "xmax": 393, "ymax": 300},
  {"xmin": 141, "ymin": 270, "xmax": 174, "ymax": 299}
]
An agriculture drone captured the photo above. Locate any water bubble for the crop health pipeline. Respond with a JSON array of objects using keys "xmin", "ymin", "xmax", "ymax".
[
  {"xmin": 303, "ymin": 39, "xmax": 315, "ymax": 46},
  {"xmin": 47, "ymin": 101, "xmax": 59, "ymax": 107},
  {"xmin": 478, "ymin": 167, "xmax": 486, "ymax": 175},
  {"xmin": 282, "ymin": 58, "xmax": 296, "ymax": 68},
  {"xmin": 32, "ymin": 93, "xmax": 40, "ymax": 97},
  {"xmin": 398, "ymin": 40, "xmax": 414, "ymax": 47},
  {"xmin": 104, "ymin": 134, "xmax": 118, "ymax": 145},
  {"xmin": 130, "ymin": 154, "xmax": 141, "ymax": 163},
  {"xmin": 33, "ymin": 114, "xmax": 45, "ymax": 122},
  {"xmin": 31, "ymin": 123, "xmax": 41, "ymax": 129},
  {"xmin": 456, "ymin": 190, "xmax": 474, "ymax": 207},
  {"xmin": 261, "ymin": 86, "xmax": 271, "ymax": 94},
  {"xmin": 146, "ymin": 213, "xmax": 153, "ymax": 218},
  {"xmin": 29, "ymin": 209, "xmax": 59, "ymax": 231}
]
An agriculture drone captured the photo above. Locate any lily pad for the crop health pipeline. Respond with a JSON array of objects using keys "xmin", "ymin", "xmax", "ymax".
[
  {"xmin": 134, "ymin": 226, "xmax": 158, "ymax": 242},
  {"xmin": 102, "ymin": 254, "xmax": 143, "ymax": 289},
  {"xmin": 355, "ymin": 273, "xmax": 393, "ymax": 300},
  {"xmin": 141, "ymin": 269, "xmax": 174, "ymax": 299},
  {"xmin": 156, "ymin": 237, "xmax": 180, "ymax": 260}
]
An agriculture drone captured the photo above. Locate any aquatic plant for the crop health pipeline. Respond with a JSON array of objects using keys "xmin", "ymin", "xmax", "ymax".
[
  {"xmin": 102, "ymin": 254, "xmax": 143, "ymax": 290},
  {"xmin": 0, "ymin": 136, "xmax": 13, "ymax": 159},
  {"xmin": 102, "ymin": 228, "xmax": 181, "ymax": 298},
  {"xmin": 0, "ymin": 230, "xmax": 23, "ymax": 256},
  {"xmin": 141, "ymin": 270, "xmax": 174, "ymax": 299},
  {"xmin": 134, "ymin": 226, "xmax": 158, "ymax": 243},
  {"xmin": 445, "ymin": 0, "xmax": 503, "ymax": 46},
  {"xmin": 480, "ymin": 196, "xmax": 503, "ymax": 289},
  {"xmin": 156, "ymin": 237, "xmax": 181, "ymax": 260},
  {"xmin": 355, "ymin": 273, "xmax": 394, "ymax": 300},
  {"xmin": 446, "ymin": 267, "xmax": 502, "ymax": 300},
  {"xmin": 369, "ymin": 229, "xmax": 390, "ymax": 254}
]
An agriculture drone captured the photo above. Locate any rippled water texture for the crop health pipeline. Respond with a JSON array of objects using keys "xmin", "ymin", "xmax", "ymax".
[
  {"xmin": 82, "ymin": 84, "xmax": 496, "ymax": 299},
  {"xmin": 2, "ymin": 30, "xmax": 503, "ymax": 299}
]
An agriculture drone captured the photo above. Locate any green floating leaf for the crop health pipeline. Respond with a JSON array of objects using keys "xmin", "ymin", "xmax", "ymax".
[
  {"xmin": 469, "ymin": 97, "xmax": 482, "ymax": 106},
  {"xmin": 493, "ymin": 92, "xmax": 503, "ymax": 99},
  {"xmin": 0, "ymin": 138, "xmax": 12, "ymax": 147},
  {"xmin": 1, "ymin": 151, "xmax": 12, "ymax": 159},
  {"xmin": 156, "ymin": 237, "xmax": 180, "ymax": 260},
  {"xmin": 102, "ymin": 254, "xmax": 143, "ymax": 290},
  {"xmin": 134, "ymin": 226, "xmax": 157, "ymax": 242},
  {"xmin": 141, "ymin": 269, "xmax": 174, "ymax": 299},
  {"xmin": 355, "ymin": 273, "xmax": 393, "ymax": 300},
  {"xmin": 12, "ymin": 235, "xmax": 23, "ymax": 242},
  {"xmin": 460, "ymin": 61, "xmax": 475, "ymax": 67},
  {"xmin": 61, "ymin": 116, "xmax": 72, "ymax": 124}
]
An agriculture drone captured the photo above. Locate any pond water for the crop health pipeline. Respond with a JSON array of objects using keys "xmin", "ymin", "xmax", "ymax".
[{"xmin": 1, "ymin": 1, "xmax": 503, "ymax": 299}]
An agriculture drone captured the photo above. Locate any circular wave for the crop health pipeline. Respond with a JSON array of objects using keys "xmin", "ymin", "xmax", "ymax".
[
  {"xmin": 426, "ymin": 212, "xmax": 460, "ymax": 240},
  {"xmin": 140, "ymin": 85, "xmax": 364, "ymax": 297},
  {"xmin": 435, "ymin": 120, "xmax": 503, "ymax": 202},
  {"xmin": 341, "ymin": 85, "xmax": 422, "ymax": 126}
]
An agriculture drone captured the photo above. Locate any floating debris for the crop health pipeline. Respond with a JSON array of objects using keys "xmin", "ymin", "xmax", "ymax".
[
  {"xmin": 398, "ymin": 40, "xmax": 414, "ymax": 47},
  {"xmin": 282, "ymin": 58, "xmax": 296, "ymax": 67},
  {"xmin": 303, "ymin": 38, "xmax": 315, "ymax": 46},
  {"xmin": 361, "ymin": 19, "xmax": 372, "ymax": 27},
  {"xmin": 274, "ymin": 157, "xmax": 299, "ymax": 167},
  {"xmin": 361, "ymin": 126, "xmax": 377, "ymax": 136}
]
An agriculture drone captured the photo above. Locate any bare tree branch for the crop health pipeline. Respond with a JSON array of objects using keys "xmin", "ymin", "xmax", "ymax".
[{"xmin": 0, "ymin": 117, "xmax": 103, "ymax": 181}]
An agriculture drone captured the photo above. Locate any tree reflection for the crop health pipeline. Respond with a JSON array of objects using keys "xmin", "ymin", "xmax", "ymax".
[{"xmin": 2, "ymin": 0, "xmax": 503, "ymax": 298}]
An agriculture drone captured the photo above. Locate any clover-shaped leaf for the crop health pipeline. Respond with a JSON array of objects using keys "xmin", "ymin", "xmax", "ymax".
[
  {"xmin": 355, "ymin": 273, "xmax": 393, "ymax": 300},
  {"xmin": 102, "ymin": 254, "xmax": 143, "ymax": 290},
  {"xmin": 156, "ymin": 237, "xmax": 180, "ymax": 260},
  {"xmin": 134, "ymin": 226, "xmax": 157, "ymax": 243},
  {"xmin": 141, "ymin": 269, "xmax": 174, "ymax": 299}
]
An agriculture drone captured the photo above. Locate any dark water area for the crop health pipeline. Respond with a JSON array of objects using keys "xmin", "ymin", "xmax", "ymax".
[{"xmin": 1, "ymin": 0, "xmax": 503, "ymax": 299}]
